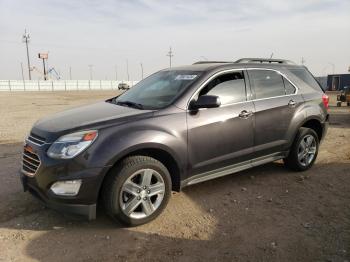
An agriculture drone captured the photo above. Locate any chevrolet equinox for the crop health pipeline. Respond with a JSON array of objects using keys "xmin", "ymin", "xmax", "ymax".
[{"xmin": 20, "ymin": 58, "xmax": 329, "ymax": 226}]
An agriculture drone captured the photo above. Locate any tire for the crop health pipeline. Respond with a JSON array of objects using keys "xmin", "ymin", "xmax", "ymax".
[
  {"xmin": 284, "ymin": 127, "xmax": 319, "ymax": 171},
  {"xmin": 347, "ymin": 102, "xmax": 350, "ymax": 106},
  {"xmin": 102, "ymin": 155, "xmax": 172, "ymax": 226}
]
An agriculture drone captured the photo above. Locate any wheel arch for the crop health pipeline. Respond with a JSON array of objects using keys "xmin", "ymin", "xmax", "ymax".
[
  {"xmin": 291, "ymin": 116, "xmax": 325, "ymax": 144},
  {"xmin": 300, "ymin": 118, "xmax": 324, "ymax": 141},
  {"xmin": 101, "ymin": 144, "xmax": 183, "ymax": 193}
]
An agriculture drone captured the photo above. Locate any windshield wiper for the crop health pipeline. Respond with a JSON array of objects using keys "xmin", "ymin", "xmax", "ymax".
[{"xmin": 116, "ymin": 100, "xmax": 144, "ymax": 110}]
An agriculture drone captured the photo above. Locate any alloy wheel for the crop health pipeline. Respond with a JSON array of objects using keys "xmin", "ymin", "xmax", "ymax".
[
  {"xmin": 119, "ymin": 169, "xmax": 165, "ymax": 219},
  {"xmin": 297, "ymin": 135, "xmax": 317, "ymax": 167}
]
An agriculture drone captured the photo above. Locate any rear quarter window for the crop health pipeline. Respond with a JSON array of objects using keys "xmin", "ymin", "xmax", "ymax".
[
  {"xmin": 288, "ymin": 68, "xmax": 323, "ymax": 92},
  {"xmin": 282, "ymin": 78, "xmax": 296, "ymax": 95}
]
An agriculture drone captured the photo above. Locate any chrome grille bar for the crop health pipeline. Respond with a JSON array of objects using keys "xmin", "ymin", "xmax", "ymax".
[
  {"xmin": 27, "ymin": 135, "xmax": 46, "ymax": 146},
  {"xmin": 22, "ymin": 147, "xmax": 41, "ymax": 177}
]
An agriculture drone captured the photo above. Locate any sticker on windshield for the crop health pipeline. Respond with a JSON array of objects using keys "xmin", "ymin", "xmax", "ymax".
[{"xmin": 175, "ymin": 75, "xmax": 198, "ymax": 80}]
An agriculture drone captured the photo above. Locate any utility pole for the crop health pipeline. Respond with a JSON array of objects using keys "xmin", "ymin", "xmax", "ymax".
[
  {"xmin": 301, "ymin": 57, "xmax": 306, "ymax": 65},
  {"xmin": 140, "ymin": 63, "xmax": 144, "ymax": 80},
  {"xmin": 42, "ymin": 57, "xmax": 47, "ymax": 80},
  {"xmin": 115, "ymin": 65, "xmax": 118, "ymax": 80},
  {"xmin": 38, "ymin": 53, "xmax": 48, "ymax": 80},
  {"xmin": 166, "ymin": 47, "xmax": 174, "ymax": 68},
  {"xmin": 22, "ymin": 29, "xmax": 32, "ymax": 80},
  {"xmin": 88, "ymin": 64, "xmax": 93, "ymax": 80},
  {"xmin": 69, "ymin": 66, "xmax": 72, "ymax": 80},
  {"xmin": 20, "ymin": 62, "xmax": 25, "ymax": 82},
  {"xmin": 270, "ymin": 52, "xmax": 274, "ymax": 59},
  {"xmin": 126, "ymin": 59, "xmax": 130, "ymax": 81}
]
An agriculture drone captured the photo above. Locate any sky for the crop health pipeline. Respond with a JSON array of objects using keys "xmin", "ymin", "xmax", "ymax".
[{"xmin": 0, "ymin": 0, "xmax": 349, "ymax": 80}]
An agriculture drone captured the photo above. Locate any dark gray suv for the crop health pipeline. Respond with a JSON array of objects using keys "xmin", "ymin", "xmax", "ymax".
[{"xmin": 20, "ymin": 58, "xmax": 329, "ymax": 226}]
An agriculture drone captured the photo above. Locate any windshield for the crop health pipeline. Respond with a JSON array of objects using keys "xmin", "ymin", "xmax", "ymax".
[{"xmin": 114, "ymin": 70, "xmax": 202, "ymax": 109}]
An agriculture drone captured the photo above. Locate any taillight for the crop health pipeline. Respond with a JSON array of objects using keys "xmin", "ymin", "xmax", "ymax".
[{"xmin": 322, "ymin": 94, "xmax": 329, "ymax": 109}]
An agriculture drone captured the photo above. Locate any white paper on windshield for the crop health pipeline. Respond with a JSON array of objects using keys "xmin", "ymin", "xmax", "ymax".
[{"xmin": 175, "ymin": 75, "xmax": 198, "ymax": 80}]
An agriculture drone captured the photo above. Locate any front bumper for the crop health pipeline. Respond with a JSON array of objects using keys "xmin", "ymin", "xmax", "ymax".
[
  {"xmin": 21, "ymin": 173, "xmax": 97, "ymax": 219},
  {"xmin": 20, "ymin": 168, "xmax": 107, "ymax": 220},
  {"xmin": 20, "ymin": 139, "xmax": 111, "ymax": 220}
]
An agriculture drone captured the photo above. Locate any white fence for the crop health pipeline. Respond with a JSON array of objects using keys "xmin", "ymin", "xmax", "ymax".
[{"xmin": 0, "ymin": 80, "xmax": 138, "ymax": 91}]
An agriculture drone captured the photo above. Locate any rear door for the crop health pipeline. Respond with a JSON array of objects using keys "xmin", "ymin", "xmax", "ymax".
[
  {"xmin": 187, "ymin": 70, "xmax": 255, "ymax": 176},
  {"xmin": 247, "ymin": 69, "xmax": 303, "ymax": 158}
]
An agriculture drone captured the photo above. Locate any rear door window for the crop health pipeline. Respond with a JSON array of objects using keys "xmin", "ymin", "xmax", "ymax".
[
  {"xmin": 199, "ymin": 71, "xmax": 247, "ymax": 105},
  {"xmin": 248, "ymin": 70, "xmax": 285, "ymax": 99}
]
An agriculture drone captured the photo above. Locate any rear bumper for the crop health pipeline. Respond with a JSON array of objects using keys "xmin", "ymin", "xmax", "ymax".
[{"xmin": 321, "ymin": 114, "xmax": 330, "ymax": 143}]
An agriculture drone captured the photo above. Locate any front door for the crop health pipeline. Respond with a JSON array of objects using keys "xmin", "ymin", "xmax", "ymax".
[{"xmin": 187, "ymin": 70, "xmax": 255, "ymax": 177}]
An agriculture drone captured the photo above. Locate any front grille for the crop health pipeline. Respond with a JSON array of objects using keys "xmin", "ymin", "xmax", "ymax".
[
  {"xmin": 22, "ymin": 147, "xmax": 41, "ymax": 177},
  {"xmin": 27, "ymin": 133, "xmax": 46, "ymax": 146}
]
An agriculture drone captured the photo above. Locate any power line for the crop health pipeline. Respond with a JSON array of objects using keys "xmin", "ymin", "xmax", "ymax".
[
  {"xmin": 166, "ymin": 47, "xmax": 174, "ymax": 68},
  {"xmin": 22, "ymin": 29, "xmax": 32, "ymax": 80}
]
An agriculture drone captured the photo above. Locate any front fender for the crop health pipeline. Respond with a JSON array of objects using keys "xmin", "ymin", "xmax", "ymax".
[{"xmin": 86, "ymin": 123, "xmax": 187, "ymax": 173}]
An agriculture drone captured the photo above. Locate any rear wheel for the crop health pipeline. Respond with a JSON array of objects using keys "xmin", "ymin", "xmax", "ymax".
[
  {"xmin": 284, "ymin": 128, "xmax": 319, "ymax": 171},
  {"xmin": 102, "ymin": 156, "xmax": 172, "ymax": 226}
]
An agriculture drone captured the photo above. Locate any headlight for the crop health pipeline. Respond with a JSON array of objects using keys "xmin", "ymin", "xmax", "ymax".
[{"xmin": 47, "ymin": 130, "xmax": 98, "ymax": 159}]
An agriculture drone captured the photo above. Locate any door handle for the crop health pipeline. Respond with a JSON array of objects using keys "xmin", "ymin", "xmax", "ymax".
[
  {"xmin": 239, "ymin": 110, "xmax": 253, "ymax": 119},
  {"xmin": 288, "ymin": 99, "xmax": 297, "ymax": 107}
]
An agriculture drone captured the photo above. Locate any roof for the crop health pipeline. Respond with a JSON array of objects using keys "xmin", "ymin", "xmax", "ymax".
[{"xmin": 168, "ymin": 58, "xmax": 302, "ymax": 72}]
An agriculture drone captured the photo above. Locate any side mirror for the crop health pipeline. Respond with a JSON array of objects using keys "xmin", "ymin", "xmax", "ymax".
[{"xmin": 190, "ymin": 95, "xmax": 221, "ymax": 110}]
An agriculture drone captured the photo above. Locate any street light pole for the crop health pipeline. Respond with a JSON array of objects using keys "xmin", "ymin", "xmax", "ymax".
[
  {"xmin": 328, "ymin": 62, "xmax": 335, "ymax": 74},
  {"xmin": 140, "ymin": 63, "xmax": 144, "ymax": 80},
  {"xmin": 166, "ymin": 47, "xmax": 174, "ymax": 68},
  {"xmin": 88, "ymin": 65, "xmax": 93, "ymax": 80},
  {"xmin": 22, "ymin": 29, "xmax": 32, "ymax": 80},
  {"xmin": 126, "ymin": 59, "xmax": 130, "ymax": 81}
]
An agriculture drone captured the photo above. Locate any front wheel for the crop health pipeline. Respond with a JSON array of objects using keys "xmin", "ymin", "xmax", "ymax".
[
  {"xmin": 284, "ymin": 128, "xmax": 319, "ymax": 171},
  {"xmin": 102, "ymin": 156, "xmax": 172, "ymax": 226}
]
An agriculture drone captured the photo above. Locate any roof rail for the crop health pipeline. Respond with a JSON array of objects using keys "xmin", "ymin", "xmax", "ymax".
[
  {"xmin": 193, "ymin": 61, "xmax": 233, "ymax": 65},
  {"xmin": 235, "ymin": 58, "xmax": 295, "ymax": 65}
]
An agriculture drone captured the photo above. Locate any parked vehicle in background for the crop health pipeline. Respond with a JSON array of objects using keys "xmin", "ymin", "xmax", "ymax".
[
  {"xmin": 118, "ymin": 82, "xmax": 130, "ymax": 90},
  {"xmin": 337, "ymin": 86, "xmax": 350, "ymax": 106},
  {"xmin": 20, "ymin": 58, "xmax": 329, "ymax": 226}
]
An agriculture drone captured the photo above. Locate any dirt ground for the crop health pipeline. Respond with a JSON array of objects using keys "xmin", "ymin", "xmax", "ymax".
[{"xmin": 0, "ymin": 91, "xmax": 349, "ymax": 262}]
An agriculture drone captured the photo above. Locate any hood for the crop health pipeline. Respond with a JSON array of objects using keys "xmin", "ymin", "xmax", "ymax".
[{"xmin": 32, "ymin": 101, "xmax": 153, "ymax": 139}]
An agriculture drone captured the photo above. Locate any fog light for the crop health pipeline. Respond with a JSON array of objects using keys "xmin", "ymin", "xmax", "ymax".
[{"xmin": 50, "ymin": 180, "xmax": 82, "ymax": 196}]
